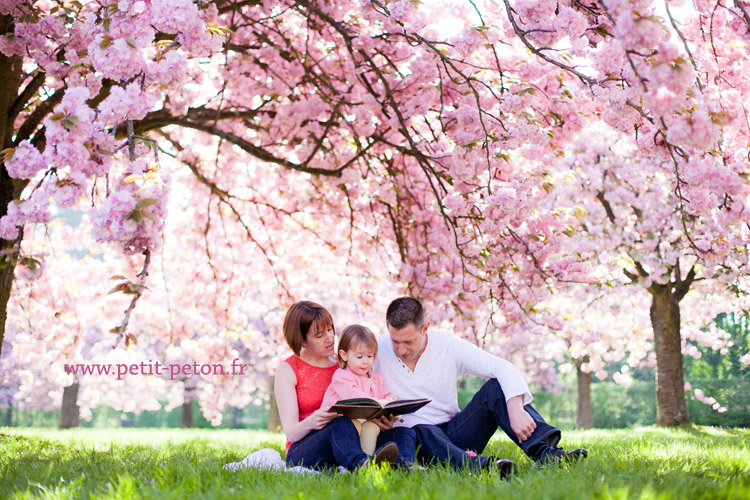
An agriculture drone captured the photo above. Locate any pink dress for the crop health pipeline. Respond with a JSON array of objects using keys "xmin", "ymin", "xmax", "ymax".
[{"xmin": 320, "ymin": 366, "xmax": 394, "ymax": 409}]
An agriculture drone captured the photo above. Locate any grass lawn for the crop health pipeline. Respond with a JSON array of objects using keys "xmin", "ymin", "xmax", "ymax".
[{"xmin": 1, "ymin": 426, "xmax": 749, "ymax": 499}]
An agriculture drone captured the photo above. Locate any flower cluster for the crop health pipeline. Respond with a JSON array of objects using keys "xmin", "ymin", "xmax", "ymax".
[
  {"xmin": 90, "ymin": 161, "xmax": 170, "ymax": 255},
  {"xmin": 5, "ymin": 141, "xmax": 47, "ymax": 180},
  {"xmin": 0, "ymin": 190, "xmax": 51, "ymax": 240}
]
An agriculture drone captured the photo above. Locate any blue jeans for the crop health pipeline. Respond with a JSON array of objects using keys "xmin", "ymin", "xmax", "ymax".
[
  {"xmin": 286, "ymin": 416, "xmax": 417, "ymax": 470},
  {"xmin": 377, "ymin": 426, "xmax": 417, "ymax": 464},
  {"xmin": 413, "ymin": 379, "xmax": 561, "ymax": 470}
]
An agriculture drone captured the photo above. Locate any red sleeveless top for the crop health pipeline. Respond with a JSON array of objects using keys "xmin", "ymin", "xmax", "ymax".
[{"xmin": 284, "ymin": 355, "xmax": 337, "ymax": 452}]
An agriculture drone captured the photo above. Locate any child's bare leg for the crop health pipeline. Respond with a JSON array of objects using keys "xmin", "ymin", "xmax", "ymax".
[
  {"xmin": 350, "ymin": 418, "xmax": 363, "ymax": 433},
  {"xmin": 359, "ymin": 421, "xmax": 381, "ymax": 456}
]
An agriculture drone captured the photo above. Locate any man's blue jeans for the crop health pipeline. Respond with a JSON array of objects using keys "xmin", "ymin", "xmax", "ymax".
[
  {"xmin": 413, "ymin": 379, "xmax": 561, "ymax": 470},
  {"xmin": 286, "ymin": 416, "xmax": 417, "ymax": 470},
  {"xmin": 377, "ymin": 426, "xmax": 417, "ymax": 463}
]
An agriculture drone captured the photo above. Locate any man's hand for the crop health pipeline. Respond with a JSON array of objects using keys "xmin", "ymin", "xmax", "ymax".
[
  {"xmin": 372, "ymin": 414, "xmax": 398, "ymax": 431},
  {"xmin": 507, "ymin": 395, "xmax": 536, "ymax": 442}
]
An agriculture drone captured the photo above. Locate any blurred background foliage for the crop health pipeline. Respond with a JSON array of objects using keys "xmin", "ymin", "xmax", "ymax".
[{"xmin": 4, "ymin": 313, "xmax": 749, "ymax": 430}]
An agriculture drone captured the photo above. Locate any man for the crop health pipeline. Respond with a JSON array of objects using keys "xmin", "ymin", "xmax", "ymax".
[{"xmin": 373, "ymin": 297, "xmax": 587, "ymax": 473}]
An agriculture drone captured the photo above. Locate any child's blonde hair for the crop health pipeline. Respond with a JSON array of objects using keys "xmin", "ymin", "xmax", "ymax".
[{"xmin": 337, "ymin": 324, "xmax": 378, "ymax": 369}]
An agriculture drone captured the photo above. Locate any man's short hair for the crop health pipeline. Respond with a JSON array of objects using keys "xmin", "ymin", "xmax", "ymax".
[{"xmin": 386, "ymin": 297, "xmax": 424, "ymax": 329}]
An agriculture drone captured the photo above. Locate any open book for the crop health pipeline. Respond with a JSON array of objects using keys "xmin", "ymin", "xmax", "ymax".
[{"xmin": 327, "ymin": 398, "xmax": 431, "ymax": 420}]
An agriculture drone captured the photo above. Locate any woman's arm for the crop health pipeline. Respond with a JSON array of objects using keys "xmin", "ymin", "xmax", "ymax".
[{"xmin": 274, "ymin": 362, "xmax": 340, "ymax": 443}]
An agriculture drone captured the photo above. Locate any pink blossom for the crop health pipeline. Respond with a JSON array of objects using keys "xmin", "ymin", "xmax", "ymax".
[
  {"xmin": 644, "ymin": 87, "xmax": 679, "ymax": 117},
  {"xmin": 88, "ymin": 36, "xmax": 147, "ymax": 82},
  {"xmin": 451, "ymin": 28, "xmax": 484, "ymax": 58},
  {"xmin": 0, "ymin": 0, "xmax": 20, "ymax": 14},
  {"xmin": 554, "ymin": 6, "xmax": 589, "ymax": 39},
  {"xmin": 613, "ymin": 9, "xmax": 664, "ymax": 50},
  {"xmin": 388, "ymin": 1, "xmax": 415, "ymax": 23},
  {"xmin": 145, "ymin": 50, "xmax": 188, "ymax": 88},
  {"xmin": 99, "ymin": 82, "xmax": 157, "ymax": 123},
  {"xmin": 665, "ymin": 107, "xmax": 720, "ymax": 151},
  {"xmin": 149, "ymin": 0, "xmax": 203, "ymax": 34},
  {"xmin": 47, "ymin": 170, "xmax": 88, "ymax": 208},
  {"xmin": 90, "ymin": 164, "xmax": 170, "ymax": 254},
  {"xmin": 16, "ymin": 256, "xmax": 45, "ymax": 281},
  {"xmin": 0, "ymin": 190, "xmax": 51, "ymax": 240},
  {"xmin": 5, "ymin": 141, "xmax": 47, "ymax": 179}
]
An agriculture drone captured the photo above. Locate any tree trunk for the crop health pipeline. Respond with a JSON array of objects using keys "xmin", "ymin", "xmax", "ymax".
[
  {"xmin": 59, "ymin": 383, "xmax": 80, "ymax": 429},
  {"xmin": 0, "ymin": 245, "xmax": 16, "ymax": 357},
  {"xmin": 267, "ymin": 376, "xmax": 281, "ymax": 432},
  {"xmin": 0, "ymin": 19, "xmax": 26, "ymax": 356},
  {"xmin": 574, "ymin": 357, "xmax": 593, "ymax": 429},
  {"xmin": 4, "ymin": 403, "xmax": 11, "ymax": 427},
  {"xmin": 231, "ymin": 406, "xmax": 242, "ymax": 428},
  {"xmin": 650, "ymin": 286, "xmax": 689, "ymax": 425},
  {"xmin": 181, "ymin": 398, "xmax": 193, "ymax": 428}
]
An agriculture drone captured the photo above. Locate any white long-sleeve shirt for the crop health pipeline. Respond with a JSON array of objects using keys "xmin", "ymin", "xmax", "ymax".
[{"xmin": 373, "ymin": 329, "xmax": 532, "ymax": 427}]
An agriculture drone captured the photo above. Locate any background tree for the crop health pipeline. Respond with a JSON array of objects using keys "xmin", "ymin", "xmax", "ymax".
[
  {"xmin": 541, "ymin": 286, "xmax": 653, "ymax": 429},
  {"xmin": 546, "ymin": 126, "xmax": 746, "ymax": 425}
]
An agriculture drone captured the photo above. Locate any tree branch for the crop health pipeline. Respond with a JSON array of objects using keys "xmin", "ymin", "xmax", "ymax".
[
  {"xmin": 135, "ymin": 114, "xmax": 347, "ymax": 177},
  {"xmin": 674, "ymin": 265, "xmax": 696, "ymax": 301}
]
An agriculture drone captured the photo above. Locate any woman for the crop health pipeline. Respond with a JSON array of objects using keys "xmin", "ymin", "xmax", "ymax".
[{"xmin": 274, "ymin": 301, "xmax": 405, "ymax": 470}]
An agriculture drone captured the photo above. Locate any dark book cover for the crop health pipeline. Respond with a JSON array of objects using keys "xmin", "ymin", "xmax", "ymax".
[{"xmin": 328, "ymin": 398, "xmax": 431, "ymax": 420}]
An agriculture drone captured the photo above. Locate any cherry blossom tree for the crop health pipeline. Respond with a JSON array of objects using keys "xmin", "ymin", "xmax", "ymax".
[
  {"xmin": 540, "ymin": 285, "xmax": 653, "ymax": 429},
  {"xmin": 542, "ymin": 126, "xmax": 747, "ymax": 425},
  {"xmin": 1, "ymin": 163, "xmax": 399, "ymax": 426},
  {"xmin": 1, "ymin": 0, "xmax": 749, "ymax": 429}
]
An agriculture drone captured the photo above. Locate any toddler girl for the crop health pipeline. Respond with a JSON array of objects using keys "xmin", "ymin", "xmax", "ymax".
[{"xmin": 321, "ymin": 324, "xmax": 395, "ymax": 456}]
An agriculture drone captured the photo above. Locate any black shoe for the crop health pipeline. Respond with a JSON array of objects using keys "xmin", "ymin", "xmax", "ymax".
[
  {"xmin": 481, "ymin": 456, "xmax": 516, "ymax": 478},
  {"xmin": 372, "ymin": 442, "xmax": 399, "ymax": 466},
  {"xmin": 539, "ymin": 447, "xmax": 587, "ymax": 465}
]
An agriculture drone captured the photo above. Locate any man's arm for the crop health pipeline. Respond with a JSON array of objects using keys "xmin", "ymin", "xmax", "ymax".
[
  {"xmin": 450, "ymin": 335, "xmax": 536, "ymax": 441},
  {"xmin": 451, "ymin": 336, "xmax": 532, "ymax": 404}
]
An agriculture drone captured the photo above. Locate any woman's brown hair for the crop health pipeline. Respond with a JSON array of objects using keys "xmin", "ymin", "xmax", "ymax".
[
  {"xmin": 337, "ymin": 324, "xmax": 378, "ymax": 368},
  {"xmin": 283, "ymin": 301, "xmax": 334, "ymax": 356}
]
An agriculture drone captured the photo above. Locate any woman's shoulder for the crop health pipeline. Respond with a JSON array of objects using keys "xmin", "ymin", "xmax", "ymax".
[
  {"xmin": 275, "ymin": 358, "xmax": 297, "ymax": 386},
  {"xmin": 283, "ymin": 354, "xmax": 300, "ymax": 372},
  {"xmin": 286, "ymin": 354, "xmax": 338, "ymax": 373}
]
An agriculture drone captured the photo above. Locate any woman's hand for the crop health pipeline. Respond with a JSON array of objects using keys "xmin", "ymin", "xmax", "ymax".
[{"xmin": 306, "ymin": 408, "xmax": 341, "ymax": 430}]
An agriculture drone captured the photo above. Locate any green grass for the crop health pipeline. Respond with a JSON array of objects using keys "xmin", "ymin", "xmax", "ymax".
[{"xmin": 1, "ymin": 426, "xmax": 749, "ymax": 499}]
